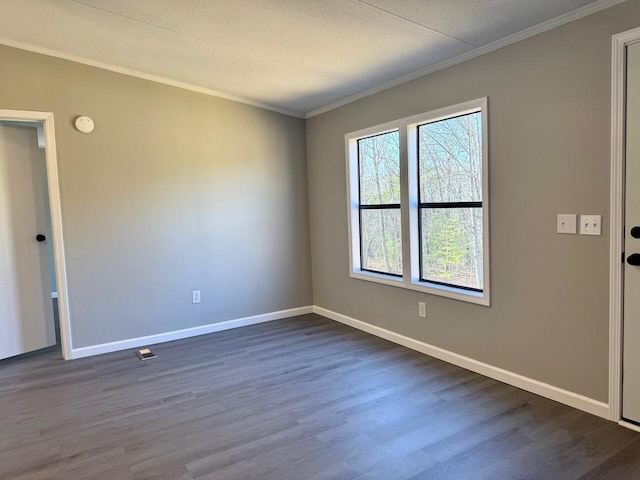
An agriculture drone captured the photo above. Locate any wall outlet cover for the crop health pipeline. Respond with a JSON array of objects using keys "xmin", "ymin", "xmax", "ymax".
[{"xmin": 192, "ymin": 290, "xmax": 201, "ymax": 304}]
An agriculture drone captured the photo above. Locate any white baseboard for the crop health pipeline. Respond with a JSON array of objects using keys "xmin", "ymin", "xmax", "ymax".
[
  {"xmin": 619, "ymin": 420, "xmax": 640, "ymax": 433},
  {"xmin": 68, "ymin": 303, "xmax": 610, "ymax": 420},
  {"xmin": 70, "ymin": 306, "xmax": 313, "ymax": 359},
  {"xmin": 313, "ymin": 306, "xmax": 610, "ymax": 420}
]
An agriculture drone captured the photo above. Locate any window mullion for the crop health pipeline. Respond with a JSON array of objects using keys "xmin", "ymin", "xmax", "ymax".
[
  {"xmin": 407, "ymin": 120, "xmax": 421, "ymax": 287},
  {"xmin": 419, "ymin": 201, "xmax": 482, "ymax": 209},
  {"xmin": 359, "ymin": 204, "xmax": 401, "ymax": 210},
  {"xmin": 398, "ymin": 120, "xmax": 411, "ymax": 285}
]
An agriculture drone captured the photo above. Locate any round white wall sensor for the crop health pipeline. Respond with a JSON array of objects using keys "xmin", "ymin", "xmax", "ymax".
[{"xmin": 74, "ymin": 116, "xmax": 94, "ymax": 133}]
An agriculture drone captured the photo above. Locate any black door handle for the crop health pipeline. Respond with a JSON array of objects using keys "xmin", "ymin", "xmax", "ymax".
[
  {"xmin": 36, "ymin": 234, "xmax": 46, "ymax": 242},
  {"xmin": 632, "ymin": 227, "xmax": 640, "ymax": 239},
  {"xmin": 628, "ymin": 253, "xmax": 640, "ymax": 266}
]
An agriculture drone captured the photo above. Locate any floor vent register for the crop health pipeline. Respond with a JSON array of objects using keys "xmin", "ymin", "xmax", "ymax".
[{"xmin": 136, "ymin": 348, "xmax": 157, "ymax": 360}]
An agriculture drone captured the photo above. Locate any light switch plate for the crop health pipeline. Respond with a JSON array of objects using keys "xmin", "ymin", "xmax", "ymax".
[
  {"xmin": 557, "ymin": 214, "xmax": 577, "ymax": 234},
  {"xmin": 580, "ymin": 215, "xmax": 602, "ymax": 236}
]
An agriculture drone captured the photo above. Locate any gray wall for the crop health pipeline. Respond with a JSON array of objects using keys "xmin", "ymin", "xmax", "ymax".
[
  {"xmin": 306, "ymin": 0, "xmax": 640, "ymax": 402},
  {"xmin": 1, "ymin": 0, "xmax": 637, "ymax": 401},
  {"xmin": 0, "ymin": 45, "xmax": 312, "ymax": 348}
]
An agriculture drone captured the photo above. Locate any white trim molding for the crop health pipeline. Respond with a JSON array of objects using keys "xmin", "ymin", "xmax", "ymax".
[
  {"xmin": 0, "ymin": 1, "xmax": 624, "ymax": 121},
  {"xmin": 0, "ymin": 110, "xmax": 73, "ymax": 361},
  {"xmin": 609, "ymin": 26, "xmax": 640, "ymax": 426},
  {"xmin": 314, "ymin": 306, "xmax": 610, "ymax": 419},
  {"xmin": 305, "ymin": 0, "xmax": 627, "ymax": 118},
  {"xmin": 71, "ymin": 306, "xmax": 313, "ymax": 359},
  {"xmin": 619, "ymin": 420, "xmax": 640, "ymax": 433},
  {"xmin": 0, "ymin": 38, "xmax": 303, "ymax": 119}
]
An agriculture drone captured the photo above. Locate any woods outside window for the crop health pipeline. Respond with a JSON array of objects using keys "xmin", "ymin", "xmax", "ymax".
[{"xmin": 346, "ymin": 98, "xmax": 490, "ymax": 305}]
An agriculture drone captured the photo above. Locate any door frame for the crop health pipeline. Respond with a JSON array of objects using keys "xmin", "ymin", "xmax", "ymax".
[
  {"xmin": 610, "ymin": 27, "xmax": 640, "ymax": 429},
  {"xmin": 0, "ymin": 110, "xmax": 72, "ymax": 360}
]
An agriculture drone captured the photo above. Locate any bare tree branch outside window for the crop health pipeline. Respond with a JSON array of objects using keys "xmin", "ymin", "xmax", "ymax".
[
  {"xmin": 358, "ymin": 131, "xmax": 402, "ymax": 275},
  {"xmin": 418, "ymin": 112, "xmax": 483, "ymax": 290}
]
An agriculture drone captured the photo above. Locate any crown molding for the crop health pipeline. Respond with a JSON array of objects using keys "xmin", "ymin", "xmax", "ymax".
[
  {"xmin": 0, "ymin": 37, "xmax": 304, "ymax": 119},
  {"xmin": 0, "ymin": 0, "xmax": 626, "ymax": 120},
  {"xmin": 305, "ymin": 0, "xmax": 628, "ymax": 119}
]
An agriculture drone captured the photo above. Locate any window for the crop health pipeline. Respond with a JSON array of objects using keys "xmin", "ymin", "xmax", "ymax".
[
  {"xmin": 346, "ymin": 98, "xmax": 490, "ymax": 305},
  {"xmin": 357, "ymin": 130, "xmax": 402, "ymax": 276},
  {"xmin": 417, "ymin": 111, "xmax": 483, "ymax": 291}
]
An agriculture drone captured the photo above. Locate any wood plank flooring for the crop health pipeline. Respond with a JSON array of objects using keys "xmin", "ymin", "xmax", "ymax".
[{"xmin": 0, "ymin": 313, "xmax": 638, "ymax": 479}]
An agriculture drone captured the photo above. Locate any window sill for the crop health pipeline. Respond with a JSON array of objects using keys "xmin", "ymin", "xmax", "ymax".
[
  {"xmin": 350, "ymin": 269, "xmax": 490, "ymax": 306},
  {"xmin": 350, "ymin": 270, "xmax": 404, "ymax": 288},
  {"xmin": 407, "ymin": 281, "xmax": 490, "ymax": 306}
]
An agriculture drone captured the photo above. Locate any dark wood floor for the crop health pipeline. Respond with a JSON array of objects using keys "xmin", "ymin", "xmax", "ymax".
[{"xmin": 1, "ymin": 314, "xmax": 639, "ymax": 480}]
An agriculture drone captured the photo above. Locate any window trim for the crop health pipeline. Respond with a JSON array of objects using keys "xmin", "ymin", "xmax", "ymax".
[{"xmin": 345, "ymin": 98, "xmax": 490, "ymax": 306}]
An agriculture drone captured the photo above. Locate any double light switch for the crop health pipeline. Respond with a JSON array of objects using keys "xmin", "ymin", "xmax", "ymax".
[{"xmin": 557, "ymin": 214, "xmax": 601, "ymax": 236}]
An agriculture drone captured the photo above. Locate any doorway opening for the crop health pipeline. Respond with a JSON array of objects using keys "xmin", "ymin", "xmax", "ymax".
[{"xmin": 0, "ymin": 110, "xmax": 72, "ymax": 360}]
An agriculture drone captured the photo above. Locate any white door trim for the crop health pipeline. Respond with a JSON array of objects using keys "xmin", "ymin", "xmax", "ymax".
[
  {"xmin": 0, "ymin": 110, "xmax": 72, "ymax": 360},
  {"xmin": 610, "ymin": 27, "xmax": 640, "ymax": 423}
]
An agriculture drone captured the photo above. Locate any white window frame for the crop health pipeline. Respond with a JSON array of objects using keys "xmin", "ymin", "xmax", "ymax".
[{"xmin": 345, "ymin": 98, "xmax": 490, "ymax": 306}]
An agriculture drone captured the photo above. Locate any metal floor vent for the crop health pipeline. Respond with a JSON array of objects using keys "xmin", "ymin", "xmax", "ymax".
[{"xmin": 136, "ymin": 348, "xmax": 157, "ymax": 361}]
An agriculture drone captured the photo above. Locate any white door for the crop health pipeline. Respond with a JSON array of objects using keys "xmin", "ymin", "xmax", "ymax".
[
  {"xmin": 623, "ymin": 41, "xmax": 640, "ymax": 424},
  {"xmin": 0, "ymin": 123, "xmax": 56, "ymax": 360}
]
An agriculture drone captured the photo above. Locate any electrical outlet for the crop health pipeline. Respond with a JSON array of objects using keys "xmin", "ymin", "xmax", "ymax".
[
  {"xmin": 580, "ymin": 215, "xmax": 602, "ymax": 236},
  {"xmin": 557, "ymin": 214, "xmax": 577, "ymax": 234},
  {"xmin": 418, "ymin": 302, "xmax": 426, "ymax": 318},
  {"xmin": 191, "ymin": 290, "xmax": 201, "ymax": 304}
]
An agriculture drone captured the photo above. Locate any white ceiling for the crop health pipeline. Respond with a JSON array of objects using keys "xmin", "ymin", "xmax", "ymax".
[{"xmin": 0, "ymin": 0, "xmax": 615, "ymax": 116}]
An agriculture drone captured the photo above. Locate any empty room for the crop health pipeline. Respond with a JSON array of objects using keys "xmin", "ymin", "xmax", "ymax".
[{"xmin": 2, "ymin": 0, "xmax": 640, "ymax": 478}]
